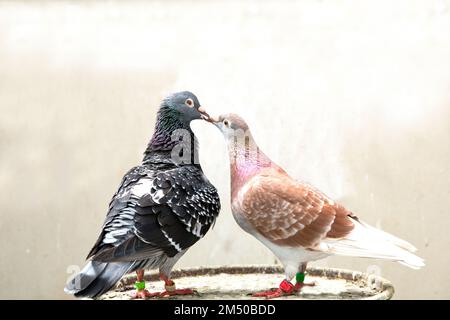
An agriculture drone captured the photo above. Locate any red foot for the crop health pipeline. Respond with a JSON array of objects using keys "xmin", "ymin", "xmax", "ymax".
[
  {"xmin": 252, "ymin": 280, "xmax": 295, "ymax": 299},
  {"xmin": 158, "ymin": 276, "xmax": 197, "ymax": 297},
  {"xmin": 159, "ymin": 288, "xmax": 197, "ymax": 298},
  {"xmin": 131, "ymin": 289, "xmax": 159, "ymax": 299},
  {"xmin": 252, "ymin": 288, "xmax": 286, "ymax": 299}
]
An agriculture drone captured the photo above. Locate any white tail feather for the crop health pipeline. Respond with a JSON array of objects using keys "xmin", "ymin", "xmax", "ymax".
[
  {"xmin": 323, "ymin": 218, "xmax": 425, "ymax": 269},
  {"xmin": 357, "ymin": 220, "xmax": 418, "ymax": 252}
]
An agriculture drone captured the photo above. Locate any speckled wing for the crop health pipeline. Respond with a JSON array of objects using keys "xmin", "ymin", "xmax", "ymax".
[
  {"xmin": 135, "ymin": 166, "xmax": 220, "ymax": 255},
  {"xmin": 87, "ymin": 164, "xmax": 220, "ymax": 262},
  {"xmin": 239, "ymin": 173, "xmax": 355, "ymax": 249}
]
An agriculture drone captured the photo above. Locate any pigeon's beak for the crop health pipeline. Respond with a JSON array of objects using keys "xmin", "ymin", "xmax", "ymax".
[
  {"xmin": 206, "ymin": 114, "xmax": 224, "ymax": 131},
  {"xmin": 198, "ymin": 106, "xmax": 212, "ymax": 122}
]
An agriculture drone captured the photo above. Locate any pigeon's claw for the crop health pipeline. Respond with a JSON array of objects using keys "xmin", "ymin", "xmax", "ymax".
[
  {"xmin": 159, "ymin": 288, "xmax": 198, "ymax": 298},
  {"xmin": 252, "ymin": 288, "xmax": 283, "ymax": 298},
  {"xmin": 252, "ymin": 280, "xmax": 296, "ymax": 299},
  {"xmin": 131, "ymin": 289, "xmax": 159, "ymax": 299},
  {"xmin": 158, "ymin": 275, "xmax": 198, "ymax": 298}
]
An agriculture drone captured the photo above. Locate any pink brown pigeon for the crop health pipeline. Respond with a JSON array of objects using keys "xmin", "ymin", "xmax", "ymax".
[{"xmin": 212, "ymin": 113, "xmax": 424, "ymax": 299}]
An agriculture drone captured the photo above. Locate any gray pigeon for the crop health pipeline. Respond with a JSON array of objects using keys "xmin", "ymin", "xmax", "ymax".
[{"xmin": 65, "ymin": 92, "xmax": 221, "ymax": 299}]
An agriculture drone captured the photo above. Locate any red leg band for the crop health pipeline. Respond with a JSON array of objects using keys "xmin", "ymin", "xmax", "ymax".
[{"xmin": 279, "ymin": 279, "xmax": 295, "ymax": 293}]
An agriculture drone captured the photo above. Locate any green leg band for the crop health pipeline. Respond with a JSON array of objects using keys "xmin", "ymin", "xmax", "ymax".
[
  {"xmin": 135, "ymin": 281, "xmax": 146, "ymax": 290},
  {"xmin": 296, "ymin": 272, "xmax": 306, "ymax": 283}
]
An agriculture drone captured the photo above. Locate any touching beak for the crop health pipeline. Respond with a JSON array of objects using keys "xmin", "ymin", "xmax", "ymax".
[
  {"xmin": 209, "ymin": 115, "xmax": 221, "ymax": 127},
  {"xmin": 198, "ymin": 106, "xmax": 212, "ymax": 122}
]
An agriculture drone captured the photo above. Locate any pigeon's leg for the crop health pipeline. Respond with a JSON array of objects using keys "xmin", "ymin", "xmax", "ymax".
[
  {"xmin": 252, "ymin": 266, "xmax": 297, "ymax": 299},
  {"xmin": 158, "ymin": 273, "xmax": 197, "ymax": 297},
  {"xmin": 294, "ymin": 263, "xmax": 316, "ymax": 291},
  {"xmin": 131, "ymin": 269, "xmax": 159, "ymax": 299}
]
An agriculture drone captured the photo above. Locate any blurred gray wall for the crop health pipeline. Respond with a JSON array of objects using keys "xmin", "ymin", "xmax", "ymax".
[{"xmin": 0, "ymin": 0, "xmax": 449, "ymax": 299}]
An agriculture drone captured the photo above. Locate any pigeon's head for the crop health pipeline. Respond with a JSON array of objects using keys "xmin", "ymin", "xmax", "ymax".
[
  {"xmin": 162, "ymin": 91, "xmax": 210, "ymax": 123},
  {"xmin": 211, "ymin": 113, "xmax": 250, "ymax": 140}
]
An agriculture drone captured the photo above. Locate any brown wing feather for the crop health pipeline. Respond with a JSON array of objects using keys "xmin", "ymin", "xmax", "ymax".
[{"xmin": 240, "ymin": 173, "xmax": 355, "ymax": 248}]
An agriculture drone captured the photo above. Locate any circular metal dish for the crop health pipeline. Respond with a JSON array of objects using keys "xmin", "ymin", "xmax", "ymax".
[{"xmin": 99, "ymin": 265, "xmax": 394, "ymax": 300}]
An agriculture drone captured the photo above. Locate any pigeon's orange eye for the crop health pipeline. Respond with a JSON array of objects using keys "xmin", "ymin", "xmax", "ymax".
[
  {"xmin": 223, "ymin": 120, "xmax": 230, "ymax": 126},
  {"xmin": 185, "ymin": 98, "xmax": 194, "ymax": 107}
]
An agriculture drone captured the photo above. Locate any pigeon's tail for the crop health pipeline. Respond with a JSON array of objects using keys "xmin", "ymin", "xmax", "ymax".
[
  {"xmin": 64, "ymin": 261, "xmax": 135, "ymax": 298},
  {"xmin": 324, "ymin": 218, "xmax": 425, "ymax": 269}
]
